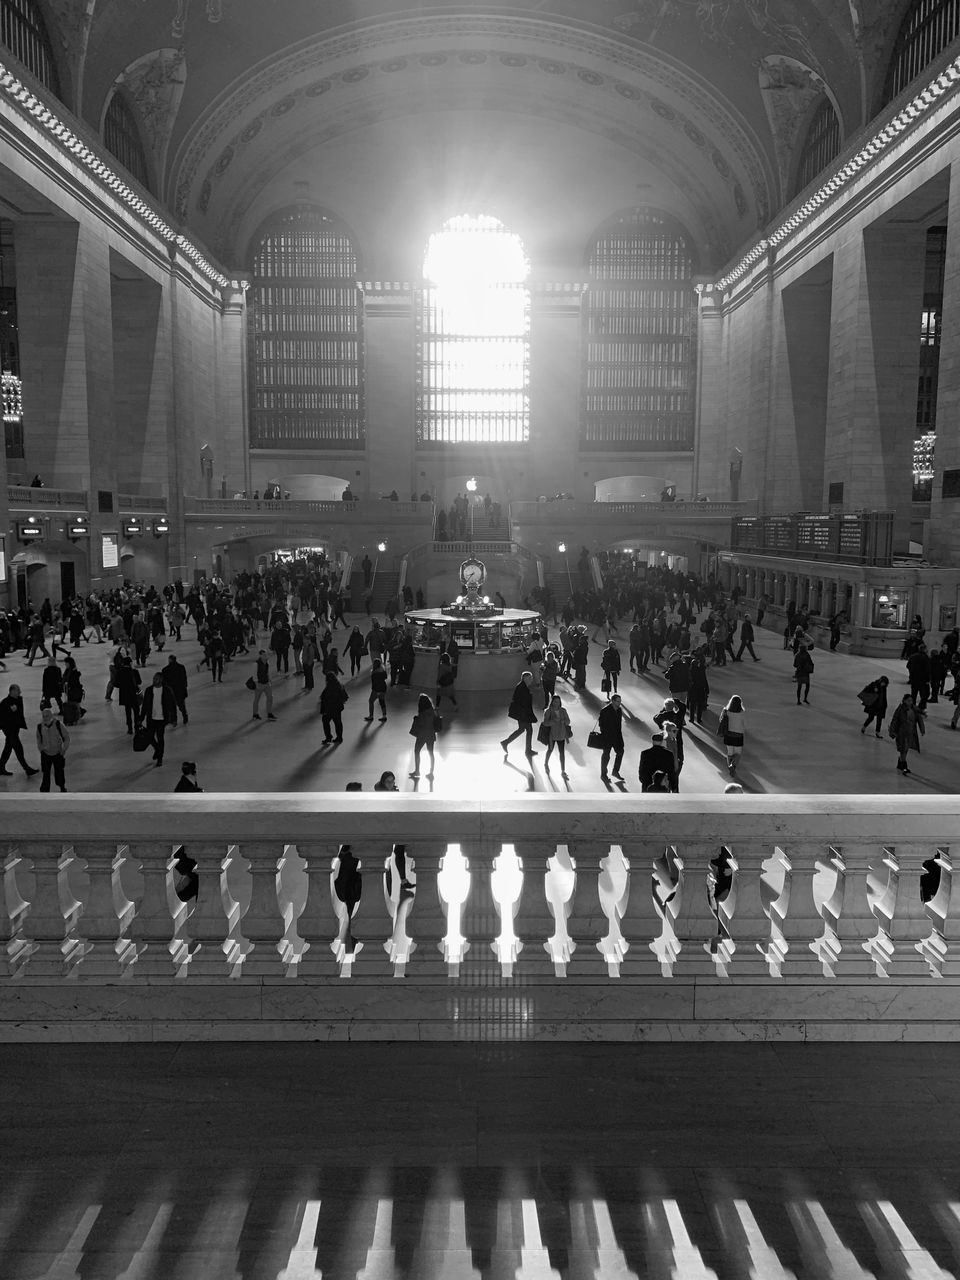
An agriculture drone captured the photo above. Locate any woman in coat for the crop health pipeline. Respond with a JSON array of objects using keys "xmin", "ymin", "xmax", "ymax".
[
  {"xmin": 889, "ymin": 693, "xmax": 924, "ymax": 774},
  {"xmin": 540, "ymin": 693, "xmax": 572, "ymax": 776},
  {"xmin": 858, "ymin": 675, "xmax": 889, "ymax": 737},
  {"xmin": 115, "ymin": 655, "xmax": 142, "ymax": 734},
  {"xmin": 717, "ymin": 694, "xmax": 745, "ymax": 775},
  {"xmin": 345, "ymin": 625, "xmax": 365, "ymax": 678},
  {"xmin": 600, "ymin": 640, "xmax": 622, "ymax": 696},
  {"xmin": 687, "ymin": 650, "xmax": 710, "ymax": 725},
  {"xmin": 409, "ymin": 693, "xmax": 439, "ymax": 779}
]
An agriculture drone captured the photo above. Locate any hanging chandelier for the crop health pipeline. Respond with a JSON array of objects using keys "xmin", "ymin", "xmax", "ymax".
[{"xmin": 171, "ymin": 0, "xmax": 223, "ymax": 39}]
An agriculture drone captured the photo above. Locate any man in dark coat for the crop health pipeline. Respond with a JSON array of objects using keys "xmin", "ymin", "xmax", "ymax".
[
  {"xmin": 639, "ymin": 731, "xmax": 678, "ymax": 792},
  {"xmin": 735, "ymin": 614, "xmax": 760, "ymax": 662},
  {"xmin": 161, "ymin": 654, "xmax": 189, "ymax": 725},
  {"xmin": 907, "ymin": 643, "xmax": 932, "ymax": 711},
  {"xmin": 501, "ymin": 670, "xmax": 538, "ymax": 756},
  {"xmin": 0, "ymin": 684, "xmax": 39, "ymax": 777},
  {"xmin": 597, "ymin": 693, "xmax": 625, "ymax": 781}
]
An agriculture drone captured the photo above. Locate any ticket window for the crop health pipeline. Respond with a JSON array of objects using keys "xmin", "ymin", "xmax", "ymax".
[{"xmin": 872, "ymin": 589, "xmax": 908, "ymax": 629}]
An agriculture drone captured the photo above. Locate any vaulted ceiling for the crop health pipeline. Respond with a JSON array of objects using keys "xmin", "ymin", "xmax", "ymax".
[{"xmin": 37, "ymin": 0, "xmax": 922, "ymax": 273}]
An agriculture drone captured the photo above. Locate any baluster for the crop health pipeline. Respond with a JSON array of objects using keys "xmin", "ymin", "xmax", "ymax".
[
  {"xmin": 672, "ymin": 841, "xmax": 719, "ymax": 977},
  {"xmin": 619, "ymin": 840, "xmax": 667, "ymax": 978},
  {"xmin": 383, "ymin": 842, "xmax": 418, "ymax": 977},
  {"xmin": 919, "ymin": 848, "xmax": 951, "ymax": 977},
  {"xmin": 490, "ymin": 843, "xmax": 523, "ymax": 978},
  {"xmin": 939, "ymin": 847, "xmax": 960, "ymax": 977},
  {"xmin": 597, "ymin": 844, "xmax": 630, "ymax": 977},
  {"xmin": 779, "ymin": 842, "xmax": 832, "ymax": 976},
  {"xmin": 833, "ymin": 843, "xmax": 883, "ymax": 978},
  {"xmin": 329, "ymin": 843, "xmax": 364, "ymax": 977},
  {"xmin": 888, "ymin": 844, "xmax": 937, "ymax": 978},
  {"xmin": 459, "ymin": 839, "xmax": 495, "ymax": 980},
  {"xmin": 650, "ymin": 843, "xmax": 683, "ymax": 976},
  {"xmin": 237, "ymin": 841, "xmax": 286, "ymax": 976},
  {"xmin": 755, "ymin": 846, "xmax": 790, "ymax": 978},
  {"xmin": 1, "ymin": 841, "xmax": 29, "ymax": 976},
  {"xmin": 72, "ymin": 841, "xmax": 125, "ymax": 977},
  {"xmin": 513, "ymin": 840, "xmax": 559, "ymax": 976},
  {"xmin": 296, "ymin": 840, "xmax": 340, "ymax": 977},
  {"xmin": 426, "ymin": 841, "xmax": 463, "ymax": 977},
  {"xmin": 21, "ymin": 841, "xmax": 72, "ymax": 976},
  {"xmin": 127, "ymin": 841, "xmax": 178, "ymax": 978},
  {"xmin": 182, "ymin": 841, "xmax": 230, "ymax": 977},
  {"xmin": 566, "ymin": 842, "xmax": 608, "ymax": 975},
  {"xmin": 352, "ymin": 842, "xmax": 395, "ymax": 978},
  {"xmin": 726, "ymin": 849, "xmax": 776, "ymax": 978}
]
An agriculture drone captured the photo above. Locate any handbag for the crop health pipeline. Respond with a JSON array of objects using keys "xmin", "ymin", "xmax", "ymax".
[
  {"xmin": 132, "ymin": 727, "xmax": 151, "ymax": 752},
  {"xmin": 537, "ymin": 722, "xmax": 552, "ymax": 746},
  {"xmin": 601, "ymin": 676, "xmax": 611, "ymax": 693},
  {"xmin": 245, "ymin": 676, "xmax": 257, "ymax": 691},
  {"xmin": 587, "ymin": 729, "xmax": 604, "ymax": 750},
  {"xmin": 433, "ymin": 712, "xmax": 443, "ymax": 732}
]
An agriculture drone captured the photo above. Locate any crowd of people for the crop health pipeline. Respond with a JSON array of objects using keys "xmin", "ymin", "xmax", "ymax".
[{"xmin": 0, "ymin": 552, "xmax": 954, "ymax": 792}]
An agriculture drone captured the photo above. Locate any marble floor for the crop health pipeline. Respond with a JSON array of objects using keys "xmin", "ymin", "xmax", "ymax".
[
  {"xmin": 1, "ymin": 1041, "xmax": 959, "ymax": 1278},
  {"xmin": 0, "ymin": 614, "xmax": 952, "ymax": 796}
]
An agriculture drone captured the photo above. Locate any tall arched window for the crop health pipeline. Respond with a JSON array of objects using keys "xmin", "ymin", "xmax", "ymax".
[
  {"xmin": 582, "ymin": 209, "xmax": 697, "ymax": 451},
  {"xmin": 884, "ymin": 0, "xmax": 960, "ymax": 105},
  {"xmin": 417, "ymin": 214, "xmax": 530, "ymax": 445},
  {"xmin": 1, "ymin": 0, "xmax": 60, "ymax": 95},
  {"xmin": 248, "ymin": 206, "xmax": 365, "ymax": 450},
  {"xmin": 103, "ymin": 90, "xmax": 151, "ymax": 191},
  {"xmin": 792, "ymin": 96, "xmax": 842, "ymax": 197}
]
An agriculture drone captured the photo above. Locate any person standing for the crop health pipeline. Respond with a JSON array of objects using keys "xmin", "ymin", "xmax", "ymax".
[
  {"xmin": 717, "ymin": 694, "xmax": 745, "ymax": 776},
  {"xmin": 540, "ymin": 692, "xmax": 572, "ymax": 776},
  {"xmin": 500, "ymin": 670, "xmax": 538, "ymax": 757},
  {"xmin": 301, "ymin": 632, "xmax": 318, "ymax": 692},
  {"xmin": 162, "ymin": 654, "xmax": 189, "ymax": 725},
  {"xmin": 41, "ymin": 655, "xmax": 64, "ymax": 715},
  {"xmin": 174, "ymin": 761, "xmax": 203, "ymax": 793},
  {"xmin": 735, "ymin": 614, "xmax": 760, "ymax": 662},
  {"xmin": 365, "ymin": 658, "xmax": 388, "ymax": 721},
  {"xmin": 114, "ymin": 653, "xmax": 142, "ymax": 734},
  {"xmin": 251, "ymin": 650, "xmax": 276, "ymax": 720},
  {"xmin": 36, "ymin": 704, "xmax": 69, "ymax": 792},
  {"xmin": 540, "ymin": 648, "xmax": 560, "ymax": 708},
  {"xmin": 639, "ymin": 731, "xmax": 677, "ymax": 792},
  {"xmin": 858, "ymin": 675, "xmax": 889, "ymax": 737},
  {"xmin": 319, "ymin": 670, "xmax": 348, "ymax": 743},
  {"xmin": 140, "ymin": 673, "xmax": 175, "ymax": 766},
  {"xmin": 793, "ymin": 644, "xmax": 814, "ymax": 704},
  {"xmin": 435, "ymin": 652, "xmax": 458, "ymax": 709},
  {"xmin": 0, "ymin": 684, "xmax": 39, "ymax": 777},
  {"xmin": 600, "ymin": 640, "xmax": 622, "ymax": 696},
  {"xmin": 687, "ymin": 649, "xmax": 710, "ymax": 726},
  {"xmin": 597, "ymin": 692, "xmax": 624, "ymax": 781},
  {"xmin": 907, "ymin": 643, "xmax": 931, "ymax": 712},
  {"xmin": 346, "ymin": 625, "xmax": 365, "ymax": 678},
  {"xmin": 526, "ymin": 635, "xmax": 543, "ymax": 687},
  {"xmin": 889, "ymin": 694, "xmax": 924, "ymax": 774},
  {"xmin": 409, "ymin": 692, "xmax": 440, "ymax": 779},
  {"xmin": 270, "ymin": 619, "xmax": 291, "ymax": 675}
]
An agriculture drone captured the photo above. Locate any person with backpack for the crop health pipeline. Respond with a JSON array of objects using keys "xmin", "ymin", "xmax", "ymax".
[{"xmin": 36, "ymin": 704, "xmax": 69, "ymax": 792}]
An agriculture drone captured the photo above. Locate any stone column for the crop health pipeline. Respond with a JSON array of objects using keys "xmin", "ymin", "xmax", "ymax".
[{"xmin": 931, "ymin": 162, "xmax": 960, "ymax": 564}]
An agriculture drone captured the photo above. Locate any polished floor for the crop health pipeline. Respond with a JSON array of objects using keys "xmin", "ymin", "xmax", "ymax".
[
  {"xmin": 0, "ymin": 611, "xmax": 952, "ymax": 795},
  {"xmin": 1, "ymin": 1041, "xmax": 959, "ymax": 1278}
]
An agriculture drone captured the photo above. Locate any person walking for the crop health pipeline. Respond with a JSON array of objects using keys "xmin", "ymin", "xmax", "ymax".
[
  {"xmin": 687, "ymin": 649, "xmax": 710, "ymax": 726},
  {"xmin": 251, "ymin": 650, "xmax": 276, "ymax": 720},
  {"xmin": 115, "ymin": 654, "xmax": 142, "ymax": 734},
  {"xmin": 435, "ymin": 652, "xmax": 458, "ymax": 709},
  {"xmin": 500, "ymin": 670, "xmax": 538, "ymax": 757},
  {"xmin": 540, "ymin": 692, "xmax": 572, "ymax": 777},
  {"xmin": 858, "ymin": 675, "xmax": 889, "ymax": 737},
  {"xmin": 162, "ymin": 654, "xmax": 189, "ymax": 725},
  {"xmin": 365, "ymin": 658, "xmax": 388, "ymax": 721},
  {"xmin": 597, "ymin": 692, "xmax": 624, "ymax": 781},
  {"xmin": 907, "ymin": 643, "xmax": 931, "ymax": 712},
  {"xmin": 346, "ymin": 625, "xmax": 365, "ymax": 678},
  {"xmin": 41, "ymin": 655, "xmax": 64, "ymax": 715},
  {"xmin": 526, "ymin": 635, "xmax": 543, "ymax": 687},
  {"xmin": 600, "ymin": 640, "xmax": 621, "ymax": 696},
  {"xmin": 301, "ymin": 632, "xmax": 318, "ymax": 692},
  {"xmin": 270, "ymin": 620, "xmax": 291, "ymax": 675},
  {"xmin": 735, "ymin": 614, "xmax": 760, "ymax": 662},
  {"xmin": 319, "ymin": 670, "xmax": 348, "ymax": 743},
  {"xmin": 140, "ymin": 672, "xmax": 175, "ymax": 766},
  {"xmin": 0, "ymin": 684, "xmax": 39, "ymax": 777},
  {"xmin": 717, "ymin": 694, "xmax": 745, "ymax": 776},
  {"xmin": 540, "ymin": 648, "xmax": 560, "ymax": 708},
  {"xmin": 889, "ymin": 693, "xmax": 924, "ymax": 774},
  {"xmin": 206, "ymin": 628, "xmax": 226, "ymax": 683},
  {"xmin": 409, "ymin": 692, "xmax": 440, "ymax": 779},
  {"xmin": 793, "ymin": 644, "xmax": 814, "ymax": 704},
  {"xmin": 36, "ymin": 704, "xmax": 69, "ymax": 792}
]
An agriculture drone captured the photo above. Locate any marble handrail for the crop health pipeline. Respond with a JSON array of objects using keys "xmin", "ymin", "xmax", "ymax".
[
  {"xmin": 7, "ymin": 485, "xmax": 88, "ymax": 508},
  {"xmin": 509, "ymin": 500, "xmax": 759, "ymax": 521},
  {"xmin": 183, "ymin": 497, "xmax": 434, "ymax": 518},
  {"xmin": 1, "ymin": 796, "xmax": 956, "ymax": 985}
]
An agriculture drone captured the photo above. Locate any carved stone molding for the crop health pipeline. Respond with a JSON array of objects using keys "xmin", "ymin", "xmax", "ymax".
[
  {"xmin": 758, "ymin": 55, "xmax": 831, "ymax": 200},
  {"xmin": 116, "ymin": 46, "xmax": 186, "ymax": 178}
]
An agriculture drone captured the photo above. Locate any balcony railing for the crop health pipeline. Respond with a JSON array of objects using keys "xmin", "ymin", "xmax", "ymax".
[
  {"xmin": 510, "ymin": 500, "xmax": 758, "ymax": 521},
  {"xmin": 184, "ymin": 496, "xmax": 434, "ymax": 519},
  {"xmin": 731, "ymin": 512, "xmax": 895, "ymax": 566},
  {"xmin": 7, "ymin": 485, "xmax": 88, "ymax": 508},
  {"xmin": 1, "ymin": 797, "xmax": 957, "ymax": 1040},
  {"xmin": 118, "ymin": 494, "xmax": 167, "ymax": 512}
]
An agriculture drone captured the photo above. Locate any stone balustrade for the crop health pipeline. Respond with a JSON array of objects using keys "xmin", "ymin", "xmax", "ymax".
[
  {"xmin": 2, "ymin": 795, "xmax": 959, "ymax": 1041},
  {"xmin": 7, "ymin": 484, "xmax": 88, "ymax": 508},
  {"xmin": 509, "ymin": 499, "xmax": 759, "ymax": 521},
  {"xmin": 183, "ymin": 496, "xmax": 433, "ymax": 518}
]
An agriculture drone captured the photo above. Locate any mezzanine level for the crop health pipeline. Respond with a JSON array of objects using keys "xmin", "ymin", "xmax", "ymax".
[
  {"xmin": 508, "ymin": 499, "xmax": 758, "ymax": 554},
  {"xmin": 2, "ymin": 795, "xmax": 958, "ymax": 1043}
]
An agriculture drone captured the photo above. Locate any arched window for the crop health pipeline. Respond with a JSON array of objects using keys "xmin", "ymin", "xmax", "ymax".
[
  {"xmin": 0, "ymin": 0, "xmax": 60, "ymax": 96},
  {"xmin": 417, "ymin": 214, "xmax": 530, "ymax": 445},
  {"xmin": 103, "ymin": 90, "xmax": 151, "ymax": 191},
  {"xmin": 884, "ymin": 0, "xmax": 960, "ymax": 105},
  {"xmin": 248, "ymin": 206, "xmax": 365, "ymax": 450},
  {"xmin": 793, "ymin": 96, "xmax": 842, "ymax": 197},
  {"xmin": 582, "ymin": 209, "xmax": 697, "ymax": 451}
]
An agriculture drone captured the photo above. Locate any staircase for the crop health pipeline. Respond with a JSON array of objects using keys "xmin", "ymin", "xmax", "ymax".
[
  {"xmin": 348, "ymin": 569, "xmax": 399, "ymax": 614},
  {"xmin": 544, "ymin": 568, "xmax": 573, "ymax": 604}
]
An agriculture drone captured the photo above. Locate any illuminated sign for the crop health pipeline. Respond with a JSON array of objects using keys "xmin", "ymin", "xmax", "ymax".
[
  {"xmin": 68, "ymin": 519, "xmax": 89, "ymax": 539},
  {"xmin": 17, "ymin": 518, "xmax": 43, "ymax": 542},
  {"xmin": 153, "ymin": 518, "xmax": 170, "ymax": 536},
  {"xmin": 101, "ymin": 532, "xmax": 119, "ymax": 569},
  {"xmin": 122, "ymin": 519, "xmax": 143, "ymax": 538},
  {"xmin": 0, "ymin": 534, "xmax": 6, "ymax": 583}
]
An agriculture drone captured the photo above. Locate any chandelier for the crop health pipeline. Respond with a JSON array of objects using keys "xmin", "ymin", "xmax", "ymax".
[{"xmin": 171, "ymin": 0, "xmax": 223, "ymax": 39}]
